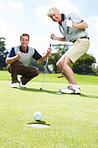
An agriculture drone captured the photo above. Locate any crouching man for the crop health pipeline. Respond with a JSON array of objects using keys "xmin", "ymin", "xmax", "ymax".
[{"xmin": 5, "ymin": 33, "xmax": 51, "ymax": 88}]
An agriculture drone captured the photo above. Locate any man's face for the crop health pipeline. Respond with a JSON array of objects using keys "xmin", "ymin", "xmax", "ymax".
[
  {"xmin": 20, "ymin": 35, "xmax": 29, "ymax": 48},
  {"xmin": 51, "ymin": 11, "xmax": 61, "ymax": 22}
]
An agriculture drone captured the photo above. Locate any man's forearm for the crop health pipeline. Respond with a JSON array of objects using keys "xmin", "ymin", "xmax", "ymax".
[
  {"xmin": 55, "ymin": 36, "xmax": 66, "ymax": 41},
  {"xmin": 5, "ymin": 56, "xmax": 19, "ymax": 65},
  {"xmin": 73, "ymin": 21, "xmax": 88, "ymax": 29},
  {"xmin": 40, "ymin": 53, "xmax": 49, "ymax": 62}
]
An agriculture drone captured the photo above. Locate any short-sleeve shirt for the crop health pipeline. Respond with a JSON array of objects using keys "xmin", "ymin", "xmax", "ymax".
[
  {"xmin": 58, "ymin": 13, "xmax": 88, "ymax": 42},
  {"xmin": 8, "ymin": 46, "xmax": 42, "ymax": 66}
]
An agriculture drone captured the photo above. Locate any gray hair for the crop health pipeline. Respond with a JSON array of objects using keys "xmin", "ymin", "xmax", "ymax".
[{"xmin": 47, "ymin": 7, "xmax": 59, "ymax": 17}]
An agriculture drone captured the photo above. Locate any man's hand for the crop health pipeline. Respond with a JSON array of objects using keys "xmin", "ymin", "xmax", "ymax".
[
  {"xmin": 51, "ymin": 34, "xmax": 57, "ymax": 40},
  {"xmin": 17, "ymin": 52, "xmax": 22, "ymax": 59},
  {"xmin": 66, "ymin": 19, "xmax": 73, "ymax": 28},
  {"xmin": 39, "ymin": 44, "xmax": 52, "ymax": 61},
  {"xmin": 47, "ymin": 45, "xmax": 52, "ymax": 57}
]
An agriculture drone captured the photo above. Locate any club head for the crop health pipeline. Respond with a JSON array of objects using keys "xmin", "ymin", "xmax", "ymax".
[
  {"xmin": 57, "ymin": 75, "xmax": 64, "ymax": 78},
  {"xmin": 40, "ymin": 88, "xmax": 43, "ymax": 90}
]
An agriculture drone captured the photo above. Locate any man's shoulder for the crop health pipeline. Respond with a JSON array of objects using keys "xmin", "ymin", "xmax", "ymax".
[
  {"xmin": 28, "ymin": 46, "xmax": 35, "ymax": 50},
  {"xmin": 14, "ymin": 46, "xmax": 20, "ymax": 49},
  {"xmin": 67, "ymin": 12, "xmax": 77, "ymax": 16},
  {"xmin": 67, "ymin": 12, "xmax": 81, "ymax": 22},
  {"xmin": 28, "ymin": 46, "xmax": 35, "ymax": 52}
]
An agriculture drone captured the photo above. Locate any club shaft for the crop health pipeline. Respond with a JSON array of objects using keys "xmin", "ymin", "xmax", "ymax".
[
  {"xmin": 41, "ymin": 57, "xmax": 49, "ymax": 89},
  {"xmin": 41, "ymin": 43, "xmax": 51, "ymax": 88}
]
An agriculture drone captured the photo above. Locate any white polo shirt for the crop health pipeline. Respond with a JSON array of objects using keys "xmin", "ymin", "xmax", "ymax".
[{"xmin": 59, "ymin": 13, "xmax": 88, "ymax": 42}]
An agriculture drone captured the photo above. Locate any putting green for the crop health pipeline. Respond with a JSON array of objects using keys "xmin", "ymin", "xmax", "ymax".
[{"xmin": 0, "ymin": 73, "xmax": 98, "ymax": 148}]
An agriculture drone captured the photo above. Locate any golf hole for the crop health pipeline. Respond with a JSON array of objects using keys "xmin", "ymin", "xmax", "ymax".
[
  {"xmin": 27, "ymin": 121, "xmax": 50, "ymax": 128},
  {"xmin": 27, "ymin": 124, "xmax": 50, "ymax": 128}
]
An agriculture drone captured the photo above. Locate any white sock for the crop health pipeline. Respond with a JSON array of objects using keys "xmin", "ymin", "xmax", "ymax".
[{"xmin": 70, "ymin": 84, "xmax": 79, "ymax": 89}]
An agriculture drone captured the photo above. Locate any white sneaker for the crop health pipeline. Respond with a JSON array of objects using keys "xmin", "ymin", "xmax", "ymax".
[
  {"xmin": 18, "ymin": 77, "xmax": 26, "ymax": 88},
  {"xmin": 60, "ymin": 85, "xmax": 80, "ymax": 94},
  {"xmin": 11, "ymin": 83, "xmax": 18, "ymax": 88}
]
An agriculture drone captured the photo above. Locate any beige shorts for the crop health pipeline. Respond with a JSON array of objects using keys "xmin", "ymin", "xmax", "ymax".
[{"xmin": 65, "ymin": 38, "xmax": 90, "ymax": 63}]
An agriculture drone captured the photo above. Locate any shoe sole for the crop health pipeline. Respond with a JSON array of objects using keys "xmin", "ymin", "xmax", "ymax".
[
  {"xmin": 60, "ymin": 90, "xmax": 80, "ymax": 95},
  {"xmin": 11, "ymin": 87, "xmax": 17, "ymax": 88},
  {"xmin": 61, "ymin": 92, "xmax": 80, "ymax": 95},
  {"xmin": 20, "ymin": 86, "xmax": 26, "ymax": 88}
]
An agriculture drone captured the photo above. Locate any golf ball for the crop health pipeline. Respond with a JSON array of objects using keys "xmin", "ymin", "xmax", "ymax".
[{"xmin": 33, "ymin": 112, "xmax": 42, "ymax": 121}]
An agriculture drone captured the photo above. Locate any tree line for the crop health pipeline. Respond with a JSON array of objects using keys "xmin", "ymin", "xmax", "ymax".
[
  {"xmin": 0, "ymin": 37, "xmax": 98, "ymax": 75},
  {"xmin": 35, "ymin": 44, "xmax": 98, "ymax": 75}
]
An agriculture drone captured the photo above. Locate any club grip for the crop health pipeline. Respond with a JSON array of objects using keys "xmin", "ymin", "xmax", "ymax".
[
  {"xmin": 67, "ymin": 17, "xmax": 71, "ymax": 34},
  {"xmin": 67, "ymin": 27, "xmax": 69, "ymax": 34},
  {"xmin": 47, "ymin": 44, "xmax": 51, "ymax": 57}
]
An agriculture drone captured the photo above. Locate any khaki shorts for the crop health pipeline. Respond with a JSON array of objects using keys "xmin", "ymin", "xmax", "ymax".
[{"xmin": 65, "ymin": 38, "xmax": 90, "ymax": 63}]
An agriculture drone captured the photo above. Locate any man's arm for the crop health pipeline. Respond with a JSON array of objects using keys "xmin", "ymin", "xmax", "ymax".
[
  {"xmin": 5, "ymin": 52, "xmax": 22, "ymax": 64},
  {"xmin": 51, "ymin": 34, "xmax": 66, "ymax": 41},
  {"xmin": 39, "ymin": 46, "xmax": 52, "ymax": 61},
  {"xmin": 73, "ymin": 21, "xmax": 88, "ymax": 29}
]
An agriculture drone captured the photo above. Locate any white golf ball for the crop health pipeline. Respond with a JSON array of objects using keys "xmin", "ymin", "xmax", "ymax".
[{"xmin": 33, "ymin": 112, "xmax": 42, "ymax": 121}]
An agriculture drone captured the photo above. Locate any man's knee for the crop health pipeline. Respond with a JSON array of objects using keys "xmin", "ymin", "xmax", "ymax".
[
  {"xmin": 35, "ymin": 68, "xmax": 40, "ymax": 76},
  {"xmin": 7, "ymin": 64, "xmax": 11, "ymax": 73},
  {"xmin": 7, "ymin": 60, "xmax": 19, "ymax": 73},
  {"xmin": 56, "ymin": 61, "xmax": 63, "ymax": 69},
  {"xmin": 56, "ymin": 56, "xmax": 71, "ymax": 69},
  {"xmin": 30, "ymin": 67, "xmax": 40, "ymax": 77}
]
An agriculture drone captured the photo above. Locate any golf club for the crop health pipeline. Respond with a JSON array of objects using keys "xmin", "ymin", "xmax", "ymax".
[
  {"xmin": 40, "ymin": 44, "xmax": 51, "ymax": 90},
  {"xmin": 57, "ymin": 26, "xmax": 69, "ymax": 78}
]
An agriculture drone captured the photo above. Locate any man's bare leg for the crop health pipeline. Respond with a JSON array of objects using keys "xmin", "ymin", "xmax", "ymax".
[
  {"xmin": 56, "ymin": 55, "xmax": 80, "ymax": 94},
  {"xmin": 56, "ymin": 55, "xmax": 77, "ymax": 85}
]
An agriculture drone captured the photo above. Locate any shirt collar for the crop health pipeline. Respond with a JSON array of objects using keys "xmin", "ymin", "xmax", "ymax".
[
  {"xmin": 61, "ymin": 13, "xmax": 65, "ymax": 21},
  {"xmin": 19, "ymin": 46, "xmax": 29, "ymax": 53},
  {"xmin": 58, "ymin": 13, "xmax": 66, "ymax": 26}
]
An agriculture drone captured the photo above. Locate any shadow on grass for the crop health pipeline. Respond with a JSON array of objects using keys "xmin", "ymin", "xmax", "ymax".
[
  {"xmin": 28, "ymin": 120, "xmax": 50, "ymax": 126},
  {"xmin": 18, "ymin": 87, "xmax": 61, "ymax": 95},
  {"xmin": 80, "ymin": 94, "xmax": 98, "ymax": 99},
  {"xmin": 17, "ymin": 88, "xmax": 98, "ymax": 98}
]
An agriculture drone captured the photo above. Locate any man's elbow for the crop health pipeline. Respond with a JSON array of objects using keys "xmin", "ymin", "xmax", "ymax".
[
  {"xmin": 5, "ymin": 58, "xmax": 9, "ymax": 65},
  {"xmin": 86, "ymin": 24, "xmax": 88, "ymax": 28},
  {"xmin": 84, "ymin": 22, "xmax": 88, "ymax": 28}
]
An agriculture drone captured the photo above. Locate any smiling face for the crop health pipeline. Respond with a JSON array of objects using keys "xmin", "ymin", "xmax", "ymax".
[
  {"xmin": 51, "ymin": 11, "xmax": 61, "ymax": 22},
  {"xmin": 20, "ymin": 34, "xmax": 29, "ymax": 51}
]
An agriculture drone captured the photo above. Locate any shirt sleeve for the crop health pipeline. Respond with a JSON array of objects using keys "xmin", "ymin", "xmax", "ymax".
[
  {"xmin": 33, "ymin": 49, "xmax": 42, "ymax": 60},
  {"xmin": 8, "ymin": 47, "xmax": 15, "ymax": 57},
  {"xmin": 68, "ymin": 13, "xmax": 84, "ymax": 24}
]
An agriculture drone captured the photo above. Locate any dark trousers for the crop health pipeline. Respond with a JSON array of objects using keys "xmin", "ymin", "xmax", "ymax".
[{"xmin": 7, "ymin": 61, "xmax": 40, "ymax": 84}]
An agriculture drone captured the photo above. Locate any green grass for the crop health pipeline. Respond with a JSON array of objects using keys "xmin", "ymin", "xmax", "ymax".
[{"xmin": 0, "ymin": 71, "xmax": 98, "ymax": 148}]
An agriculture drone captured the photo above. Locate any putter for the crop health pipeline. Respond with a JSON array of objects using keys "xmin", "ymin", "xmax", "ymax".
[
  {"xmin": 57, "ymin": 26, "xmax": 69, "ymax": 78},
  {"xmin": 40, "ymin": 44, "xmax": 51, "ymax": 90}
]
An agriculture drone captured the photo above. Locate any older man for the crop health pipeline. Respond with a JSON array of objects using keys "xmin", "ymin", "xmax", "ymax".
[{"xmin": 47, "ymin": 7, "xmax": 90, "ymax": 94}]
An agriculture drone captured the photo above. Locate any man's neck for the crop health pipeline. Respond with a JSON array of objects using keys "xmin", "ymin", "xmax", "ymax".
[
  {"xmin": 21, "ymin": 46, "xmax": 27, "ymax": 52},
  {"xmin": 20, "ymin": 46, "xmax": 28, "ymax": 53}
]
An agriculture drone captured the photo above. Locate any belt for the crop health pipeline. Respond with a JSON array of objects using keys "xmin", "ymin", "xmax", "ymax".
[{"xmin": 72, "ymin": 36, "xmax": 90, "ymax": 43}]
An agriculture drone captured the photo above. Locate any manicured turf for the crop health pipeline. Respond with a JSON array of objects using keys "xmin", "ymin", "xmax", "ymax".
[{"xmin": 0, "ymin": 71, "xmax": 98, "ymax": 148}]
